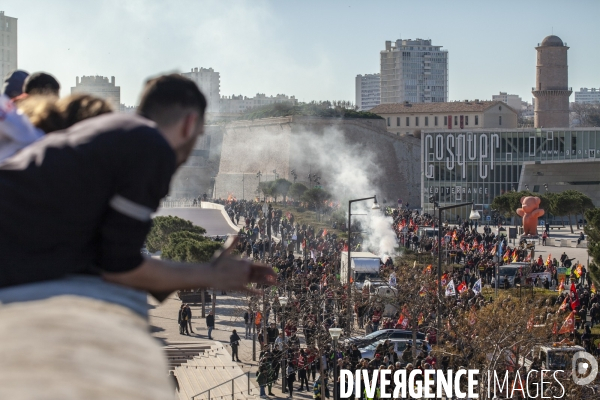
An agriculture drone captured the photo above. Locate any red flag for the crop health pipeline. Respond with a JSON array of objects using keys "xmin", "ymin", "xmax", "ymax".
[
  {"xmin": 570, "ymin": 283, "xmax": 576, "ymax": 294},
  {"xmin": 440, "ymin": 273, "xmax": 449, "ymax": 287},
  {"xmin": 457, "ymin": 282, "xmax": 467, "ymax": 294},
  {"xmin": 558, "ymin": 311, "xmax": 575, "ymax": 334},
  {"xmin": 557, "ymin": 279, "xmax": 565, "ymax": 292},
  {"xmin": 478, "ymin": 243, "xmax": 485, "ymax": 254},
  {"xmin": 559, "ymin": 297, "xmax": 569, "ymax": 311},
  {"xmin": 322, "ymin": 229, "xmax": 328, "ymax": 237}
]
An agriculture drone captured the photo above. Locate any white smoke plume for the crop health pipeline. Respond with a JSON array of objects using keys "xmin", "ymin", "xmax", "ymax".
[{"xmin": 293, "ymin": 126, "xmax": 398, "ymax": 256}]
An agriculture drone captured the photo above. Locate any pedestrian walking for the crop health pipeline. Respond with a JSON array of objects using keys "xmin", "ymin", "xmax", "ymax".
[
  {"xmin": 185, "ymin": 304, "xmax": 194, "ymax": 334},
  {"xmin": 287, "ymin": 365, "xmax": 296, "ymax": 398},
  {"xmin": 206, "ymin": 310, "xmax": 215, "ymax": 339},
  {"xmin": 178, "ymin": 304, "xmax": 189, "ymax": 335},
  {"xmin": 230, "ymin": 329, "xmax": 241, "ymax": 362}
]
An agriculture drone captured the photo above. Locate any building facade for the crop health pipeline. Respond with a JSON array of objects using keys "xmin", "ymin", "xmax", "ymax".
[
  {"xmin": 71, "ymin": 76, "xmax": 120, "ymax": 110},
  {"xmin": 370, "ymin": 100, "xmax": 517, "ymax": 136},
  {"xmin": 532, "ymin": 35, "xmax": 572, "ymax": 128},
  {"xmin": 380, "ymin": 38, "xmax": 448, "ymax": 104},
  {"xmin": 421, "ymin": 128, "xmax": 600, "ymax": 218},
  {"xmin": 355, "ymin": 73, "xmax": 381, "ymax": 111},
  {"xmin": 219, "ymin": 93, "xmax": 297, "ymax": 114},
  {"xmin": 181, "ymin": 67, "xmax": 221, "ymax": 114},
  {"xmin": 492, "ymin": 92, "xmax": 523, "ymax": 112},
  {"xmin": 0, "ymin": 11, "xmax": 18, "ymax": 82},
  {"xmin": 574, "ymin": 88, "xmax": 600, "ymax": 104}
]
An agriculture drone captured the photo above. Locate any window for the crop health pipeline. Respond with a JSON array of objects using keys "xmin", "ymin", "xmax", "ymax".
[
  {"xmin": 434, "ymin": 116, "xmax": 438, "ymax": 126},
  {"xmin": 454, "ymin": 116, "xmax": 458, "ymax": 126},
  {"xmin": 499, "ymin": 116, "xmax": 502, "ymax": 125},
  {"xmin": 425, "ymin": 116, "xmax": 429, "ymax": 126},
  {"xmin": 416, "ymin": 117, "xmax": 419, "ymax": 126},
  {"xmin": 406, "ymin": 117, "xmax": 410, "ymax": 127},
  {"xmin": 475, "ymin": 115, "xmax": 479, "ymax": 125},
  {"xmin": 397, "ymin": 117, "xmax": 400, "ymax": 126},
  {"xmin": 499, "ymin": 106, "xmax": 502, "ymax": 111},
  {"xmin": 465, "ymin": 116, "xmax": 469, "ymax": 125},
  {"xmin": 387, "ymin": 117, "xmax": 390, "ymax": 127},
  {"xmin": 444, "ymin": 116, "xmax": 447, "ymax": 125}
]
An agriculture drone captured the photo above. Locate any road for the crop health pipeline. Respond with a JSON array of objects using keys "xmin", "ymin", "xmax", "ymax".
[{"xmin": 154, "ymin": 207, "xmax": 237, "ymax": 237}]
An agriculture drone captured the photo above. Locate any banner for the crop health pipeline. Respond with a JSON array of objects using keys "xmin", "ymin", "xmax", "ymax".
[{"xmin": 472, "ymin": 279, "xmax": 482, "ymax": 295}]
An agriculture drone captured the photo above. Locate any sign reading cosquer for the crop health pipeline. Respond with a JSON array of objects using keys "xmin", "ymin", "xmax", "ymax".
[{"xmin": 424, "ymin": 133, "xmax": 500, "ymax": 180}]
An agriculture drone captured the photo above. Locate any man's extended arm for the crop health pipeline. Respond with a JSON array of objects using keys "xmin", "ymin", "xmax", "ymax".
[{"xmin": 102, "ymin": 255, "xmax": 275, "ymax": 293}]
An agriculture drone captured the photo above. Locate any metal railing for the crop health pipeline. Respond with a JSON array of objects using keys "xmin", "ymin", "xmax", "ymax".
[
  {"xmin": 161, "ymin": 201, "xmax": 202, "ymax": 208},
  {"xmin": 191, "ymin": 371, "xmax": 253, "ymax": 400}
]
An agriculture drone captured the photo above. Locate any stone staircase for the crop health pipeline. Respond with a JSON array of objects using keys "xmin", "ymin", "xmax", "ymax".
[{"xmin": 170, "ymin": 342, "xmax": 258, "ymax": 400}]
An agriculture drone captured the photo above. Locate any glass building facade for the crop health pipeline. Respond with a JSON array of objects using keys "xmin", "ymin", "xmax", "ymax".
[{"xmin": 421, "ymin": 128, "xmax": 600, "ymax": 218}]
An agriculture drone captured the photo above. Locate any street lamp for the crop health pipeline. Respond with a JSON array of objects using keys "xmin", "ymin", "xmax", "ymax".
[
  {"xmin": 346, "ymin": 195, "xmax": 379, "ymax": 335},
  {"xmin": 279, "ymin": 296, "xmax": 288, "ymax": 393},
  {"xmin": 329, "ymin": 327, "xmax": 343, "ymax": 400}
]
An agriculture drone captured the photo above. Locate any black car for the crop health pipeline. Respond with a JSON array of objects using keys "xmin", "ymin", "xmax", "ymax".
[{"xmin": 344, "ymin": 329, "xmax": 426, "ymax": 348}]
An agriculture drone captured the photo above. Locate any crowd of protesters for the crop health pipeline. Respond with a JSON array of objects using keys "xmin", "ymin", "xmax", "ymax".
[{"xmin": 204, "ymin": 197, "xmax": 600, "ymax": 398}]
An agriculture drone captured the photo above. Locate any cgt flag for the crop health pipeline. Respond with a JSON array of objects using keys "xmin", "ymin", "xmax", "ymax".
[
  {"xmin": 558, "ymin": 311, "xmax": 575, "ymax": 334},
  {"xmin": 445, "ymin": 280, "xmax": 456, "ymax": 297},
  {"xmin": 456, "ymin": 282, "xmax": 467, "ymax": 294}
]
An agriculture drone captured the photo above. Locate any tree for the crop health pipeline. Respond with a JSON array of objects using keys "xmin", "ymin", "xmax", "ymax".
[
  {"xmin": 549, "ymin": 190, "xmax": 593, "ymax": 233},
  {"xmin": 146, "ymin": 216, "xmax": 206, "ymax": 253},
  {"xmin": 272, "ymin": 178, "xmax": 292, "ymax": 202},
  {"xmin": 300, "ymin": 188, "xmax": 331, "ymax": 210},
  {"xmin": 288, "ymin": 182, "xmax": 308, "ymax": 201},
  {"xmin": 162, "ymin": 235, "xmax": 222, "ymax": 263},
  {"xmin": 570, "ymin": 102, "xmax": 600, "ymax": 127},
  {"xmin": 258, "ymin": 181, "xmax": 275, "ymax": 200},
  {"xmin": 585, "ymin": 207, "xmax": 600, "ymax": 286}
]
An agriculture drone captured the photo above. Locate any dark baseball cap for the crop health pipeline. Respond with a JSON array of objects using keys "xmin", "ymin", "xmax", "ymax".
[{"xmin": 2, "ymin": 70, "xmax": 29, "ymax": 99}]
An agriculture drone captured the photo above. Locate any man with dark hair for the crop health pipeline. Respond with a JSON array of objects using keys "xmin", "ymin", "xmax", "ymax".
[
  {"xmin": 22, "ymin": 72, "xmax": 61, "ymax": 96},
  {"xmin": 0, "ymin": 73, "xmax": 275, "ymax": 399}
]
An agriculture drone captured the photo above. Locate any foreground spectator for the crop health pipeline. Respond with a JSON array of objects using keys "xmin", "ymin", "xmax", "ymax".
[{"xmin": 0, "ymin": 74, "xmax": 275, "ymax": 399}]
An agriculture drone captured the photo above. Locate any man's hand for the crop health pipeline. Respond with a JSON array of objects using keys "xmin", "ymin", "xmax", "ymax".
[{"xmin": 102, "ymin": 236, "xmax": 276, "ymax": 294}]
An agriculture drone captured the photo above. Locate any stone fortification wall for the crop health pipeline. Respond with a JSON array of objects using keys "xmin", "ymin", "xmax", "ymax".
[
  {"xmin": 168, "ymin": 125, "xmax": 224, "ymax": 198},
  {"xmin": 215, "ymin": 116, "xmax": 421, "ymax": 207}
]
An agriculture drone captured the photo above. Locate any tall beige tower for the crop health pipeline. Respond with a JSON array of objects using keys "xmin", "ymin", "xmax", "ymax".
[{"xmin": 532, "ymin": 35, "xmax": 572, "ymax": 128}]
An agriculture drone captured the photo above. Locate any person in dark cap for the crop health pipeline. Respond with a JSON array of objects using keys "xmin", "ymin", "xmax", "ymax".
[
  {"xmin": 2, "ymin": 70, "xmax": 29, "ymax": 99},
  {"xmin": 23, "ymin": 72, "xmax": 60, "ymax": 96}
]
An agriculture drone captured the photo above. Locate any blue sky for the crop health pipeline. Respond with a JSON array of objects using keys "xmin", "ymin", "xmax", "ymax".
[{"xmin": 4, "ymin": 0, "xmax": 599, "ymax": 106}]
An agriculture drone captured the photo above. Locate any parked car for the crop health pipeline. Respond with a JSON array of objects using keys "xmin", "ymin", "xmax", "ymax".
[
  {"xmin": 344, "ymin": 329, "xmax": 425, "ymax": 348},
  {"xmin": 359, "ymin": 339, "xmax": 431, "ymax": 360}
]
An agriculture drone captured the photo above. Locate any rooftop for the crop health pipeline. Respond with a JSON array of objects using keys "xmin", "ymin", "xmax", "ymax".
[
  {"xmin": 540, "ymin": 35, "xmax": 564, "ymax": 47},
  {"xmin": 370, "ymin": 100, "xmax": 516, "ymax": 114}
]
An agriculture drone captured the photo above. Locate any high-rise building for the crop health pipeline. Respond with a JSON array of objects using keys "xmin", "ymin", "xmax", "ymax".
[
  {"xmin": 0, "ymin": 11, "xmax": 18, "ymax": 81},
  {"xmin": 355, "ymin": 73, "xmax": 380, "ymax": 111},
  {"xmin": 380, "ymin": 38, "xmax": 448, "ymax": 104},
  {"xmin": 181, "ymin": 67, "xmax": 220, "ymax": 113},
  {"xmin": 574, "ymin": 88, "xmax": 600, "ymax": 104},
  {"xmin": 71, "ymin": 76, "xmax": 121, "ymax": 110},
  {"xmin": 532, "ymin": 35, "xmax": 572, "ymax": 128},
  {"xmin": 491, "ymin": 92, "xmax": 523, "ymax": 112}
]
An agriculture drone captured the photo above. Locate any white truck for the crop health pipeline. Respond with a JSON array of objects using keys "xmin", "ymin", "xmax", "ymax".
[{"xmin": 340, "ymin": 251, "xmax": 381, "ymax": 290}]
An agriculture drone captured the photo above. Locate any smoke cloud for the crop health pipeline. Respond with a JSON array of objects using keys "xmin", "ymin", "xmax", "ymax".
[{"xmin": 293, "ymin": 126, "xmax": 398, "ymax": 256}]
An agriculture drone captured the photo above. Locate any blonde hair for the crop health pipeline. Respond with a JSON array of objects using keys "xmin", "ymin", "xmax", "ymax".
[{"xmin": 17, "ymin": 93, "xmax": 113, "ymax": 133}]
